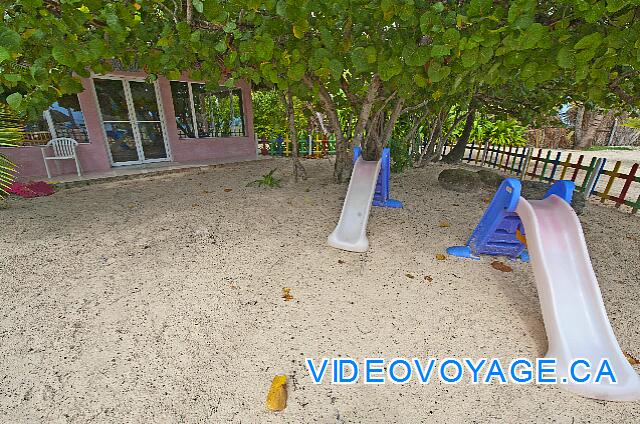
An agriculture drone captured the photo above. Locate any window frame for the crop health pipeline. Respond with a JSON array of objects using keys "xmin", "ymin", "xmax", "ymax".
[{"xmin": 170, "ymin": 80, "xmax": 245, "ymax": 139}]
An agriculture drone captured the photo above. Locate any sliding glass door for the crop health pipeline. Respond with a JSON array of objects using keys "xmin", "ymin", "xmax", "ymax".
[{"xmin": 93, "ymin": 78, "xmax": 169, "ymax": 165}]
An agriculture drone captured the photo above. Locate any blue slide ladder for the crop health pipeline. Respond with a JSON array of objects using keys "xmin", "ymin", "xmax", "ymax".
[
  {"xmin": 353, "ymin": 146, "xmax": 403, "ymax": 208},
  {"xmin": 447, "ymin": 178, "xmax": 574, "ymax": 261}
]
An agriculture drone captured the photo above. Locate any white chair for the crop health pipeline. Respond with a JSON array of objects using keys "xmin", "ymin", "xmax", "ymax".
[{"xmin": 41, "ymin": 137, "xmax": 82, "ymax": 178}]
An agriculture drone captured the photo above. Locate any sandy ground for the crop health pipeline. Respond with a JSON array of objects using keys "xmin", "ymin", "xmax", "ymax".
[{"xmin": 1, "ymin": 157, "xmax": 639, "ymax": 423}]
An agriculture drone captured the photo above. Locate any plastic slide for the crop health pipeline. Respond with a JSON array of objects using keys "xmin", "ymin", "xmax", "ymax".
[
  {"xmin": 449, "ymin": 179, "xmax": 640, "ymax": 401},
  {"xmin": 327, "ymin": 155, "xmax": 382, "ymax": 252},
  {"xmin": 517, "ymin": 194, "xmax": 640, "ymax": 401}
]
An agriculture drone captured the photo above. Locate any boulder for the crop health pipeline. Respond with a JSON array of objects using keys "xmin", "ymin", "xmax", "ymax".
[
  {"xmin": 438, "ymin": 168, "xmax": 482, "ymax": 193},
  {"xmin": 521, "ymin": 180, "xmax": 585, "ymax": 215},
  {"xmin": 476, "ymin": 169, "xmax": 504, "ymax": 190}
]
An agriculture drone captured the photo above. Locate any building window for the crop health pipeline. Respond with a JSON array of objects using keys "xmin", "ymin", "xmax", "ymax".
[
  {"xmin": 23, "ymin": 95, "xmax": 89, "ymax": 145},
  {"xmin": 48, "ymin": 95, "xmax": 89, "ymax": 142},
  {"xmin": 170, "ymin": 81, "xmax": 245, "ymax": 139}
]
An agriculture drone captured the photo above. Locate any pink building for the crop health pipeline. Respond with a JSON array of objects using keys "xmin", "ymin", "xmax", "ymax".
[{"xmin": 3, "ymin": 71, "xmax": 257, "ymax": 180}]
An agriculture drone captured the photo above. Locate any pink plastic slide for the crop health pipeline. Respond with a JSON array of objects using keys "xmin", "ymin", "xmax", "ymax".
[
  {"xmin": 517, "ymin": 195, "xmax": 640, "ymax": 401},
  {"xmin": 327, "ymin": 155, "xmax": 381, "ymax": 252}
]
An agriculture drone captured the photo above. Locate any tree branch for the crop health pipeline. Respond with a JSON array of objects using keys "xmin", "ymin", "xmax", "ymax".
[{"xmin": 352, "ymin": 74, "xmax": 381, "ymax": 147}]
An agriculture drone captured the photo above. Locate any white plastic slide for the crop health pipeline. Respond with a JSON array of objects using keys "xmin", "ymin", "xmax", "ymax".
[
  {"xmin": 328, "ymin": 156, "xmax": 382, "ymax": 252},
  {"xmin": 516, "ymin": 195, "xmax": 640, "ymax": 401}
]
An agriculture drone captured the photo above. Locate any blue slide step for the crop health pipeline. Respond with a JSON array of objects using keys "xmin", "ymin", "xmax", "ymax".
[{"xmin": 447, "ymin": 178, "xmax": 574, "ymax": 261}]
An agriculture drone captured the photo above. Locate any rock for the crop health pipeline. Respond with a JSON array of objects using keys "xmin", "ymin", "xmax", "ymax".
[
  {"xmin": 438, "ymin": 168, "xmax": 481, "ymax": 193},
  {"xmin": 476, "ymin": 169, "xmax": 504, "ymax": 190},
  {"xmin": 521, "ymin": 180, "xmax": 585, "ymax": 215},
  {"xmin": 439, "ymin": 168, "xmax": 585, "ymax": 215}
]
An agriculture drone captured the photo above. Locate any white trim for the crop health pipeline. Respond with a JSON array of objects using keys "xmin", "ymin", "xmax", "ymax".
[
  {"xmin": 43, "ymin": 110, "xmax": 57, "ymax": 138},
  {"xmin": 187, "ymin": 82, "xmax": 199, "ymax": 138},
  {"xmin": 153, "ymin": 79, "xmax": 173, "ymax": 161},
  {"xmin": 122, "ymin": 78, "xmax": 145, "ymax": 162}
]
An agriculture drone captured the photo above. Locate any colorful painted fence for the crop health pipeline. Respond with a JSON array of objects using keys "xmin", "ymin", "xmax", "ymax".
[
  {"xmin": 256, "ymin": 134, "xmax": 337, "ymax": 158},
  {"xmin": 442, "ymin": 142, "xmax": 640, "ymax": 215}
]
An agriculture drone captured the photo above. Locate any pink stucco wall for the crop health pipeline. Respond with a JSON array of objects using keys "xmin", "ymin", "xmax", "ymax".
[{"xmin": 2, "ymin": 71, "xmax": 256, "ymax": 180}]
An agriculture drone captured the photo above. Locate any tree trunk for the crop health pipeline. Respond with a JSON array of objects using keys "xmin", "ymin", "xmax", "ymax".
[
  {"xmin": 284, "ymin": 90, "xmax": 306, "ymax": 182},
  {"xmin": 303, "ymin": 75, "xmax": 351, "ymax": 182},
  {"xmin": 573, "ymin": 105, "xmax": 585, "ymax": 148},
  {"xmin": 417, "ymin": 108, "xmax": 446, "ymax": 166},
  {"xmin": 433, "ymin": 109, "xmax": 468, "ymax": 162},
  {"xmin": 352, "ymin": 75, "xmax": 381, "ymax": 148},
  {"xmin": 578, "ymin": 112, "xmax": 604, "ymax": 149},
  {"xmin": 361, "ymin": 97, "xmax": 405, "ymax": 162},
  {"xmin": 442, "ymin": 107, "xmax": 476, "ymax": 163}
]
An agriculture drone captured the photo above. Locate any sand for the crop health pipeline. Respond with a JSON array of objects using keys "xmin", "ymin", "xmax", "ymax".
[{"xmin": 1, "ymin": 157, "xmax": 639, "ymax": 423}]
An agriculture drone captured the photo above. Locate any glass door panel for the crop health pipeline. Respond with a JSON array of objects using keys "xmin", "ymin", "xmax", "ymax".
[
  {"xmin": 94, "ymin": 78, "xmax": 169, "ymax": 165},
  {"xmin": 129, "ymin": 81, "xmax": 161, "ymax": 121},
  {"xmin": 138, "ymin": 122, "xmax": 167, "ymax": 160},
  {"xmin": 94, "ymin": 79, "xmax": 140, "ymax": 164},
  {"xmin": 129, "ymin": 81, "xmax": 167, "ymax": 161},
  {"xmin": 94, "ymin": 79, "xmax": 129, "ymax": 121},
  {"xmin": 104, "ymin": 123, "xmax": 138, "ymax": 163}
]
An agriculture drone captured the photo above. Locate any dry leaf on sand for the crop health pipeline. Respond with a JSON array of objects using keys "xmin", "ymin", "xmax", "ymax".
[
  {"xmin": 491, "ymin": 261, "xmax": 513, "ymax": 273},
  {"xmin": 624, "ymin": 352, "xmax": 640, "ymax": 365},
  {"xmin": 224, "ymin": 188, "xmax": 233, "ymax": 192},
  {"xmin": 435, "ymin": 254, "xmax": 446, "ymax": 261},
  {"xmin": 439, "ymin": 221, "xmax": 450, "ymax": 228},
  {"xmin": 282, "ymin": 288, "xmax": 293, "ymax": 301},
  {"xmin": 424, "ymin": 275, "xmax": 433, "ymax": 283},
  {"xmin": 266, "ymin": 375, "xmax": 287, "ymax": 411},
  {"xmin": 405, "ymin": 273, "xmax": 415, "ymax": 279}
]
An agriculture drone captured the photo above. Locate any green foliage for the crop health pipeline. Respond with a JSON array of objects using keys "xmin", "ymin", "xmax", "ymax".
[
  {"xmin": 252, "ymin": 90, "xmax": 308, "ymax": 139},
  {"xmin": 247, "ymin": 168, "xmax": 281, "ymax": 188},
  {"xmin": 1, "ymin": 0, "xmax": 639, "ymax": 179},
  {"xmin": 477, "ymin": 118, "xmax": 528, "ymax": 147},
  {"xmin": 621, "ymin": 118, "xmax": 640, "ymax": 129},
  {"xmin": 0, "ymin": 103, "xmax": 23, "ymax": 197},
  {"xmin": 451, "ymin": 114, "xmax": 528, "ymax": 147},
  {"xmin": 388, "ymin": 137, "xmax": 413, "ymax": 173}
]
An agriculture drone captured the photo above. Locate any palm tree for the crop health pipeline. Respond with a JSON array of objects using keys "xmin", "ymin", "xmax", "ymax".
[{"xmin": 0, "ymin": 103, "xmax": 24, "ymax": 197}]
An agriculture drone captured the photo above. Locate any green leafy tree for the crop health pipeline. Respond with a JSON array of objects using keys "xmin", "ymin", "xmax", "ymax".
[
  {"xmin": 2, "ymin": 0, "xmax": 640, "ymax": 181},
  {"xmin": 0, "ymin": 103, "xmax": 23, "ymax": 197}
]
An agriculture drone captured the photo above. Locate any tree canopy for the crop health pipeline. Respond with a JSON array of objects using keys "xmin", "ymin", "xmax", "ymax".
[{"xmin": 2, "ymin": 0, "xmax": 639, "ymax": 180}]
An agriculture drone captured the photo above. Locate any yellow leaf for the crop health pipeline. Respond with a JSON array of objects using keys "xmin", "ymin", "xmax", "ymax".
[
  {"xmin": 266, "ymin": 375, "xmax": 287, "ymax": 411},
  {"xmin": 282, "ymin": 287, "xmax": 293, "ymax": 301},
  {"xmin": 438, "ymin": 220, "xmax": 450, "ymax": 228},
  {"xmin": 624, "ymin": 352, "xmax": 639, "ymax": 365},
  {"xmin": 77, "ymin": 4, "xmax": 90, "ymax": 13},
  {"xmin": 515, "ymin": 229, "xmax": 527, "ymax": 248},
  {"xmin": 436, "ymin": 254, "xmax": 446, "ymax": 261},
  {"xmin": 292, "ymin": 25, "xmax": 304, "ymax": 39},
  {"xmin": 21, "ymin": 29, "xmax": 37, "ymax": 39},
  {"xmin": 133, "ymin": 2, "xmax": 141, "ymax": 10}
]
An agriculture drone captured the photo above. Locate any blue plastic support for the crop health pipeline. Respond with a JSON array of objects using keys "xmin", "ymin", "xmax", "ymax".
[
  {"xmin": 352, "ymin": 147, "xmax": 402, "ymax": 208},
  {"xmin": 276, "ymin": 135, "xmax": 284, "ymax": 156},
  {"xmin": 543, "ymin": 180, "xmax": 575, "ymax": 203},
  {"xmin": 447, "ymin": 178, "xmax": 527, "ymax": 261},
  {"xmin": 447, "ymin": 178, "xmax": 577, "ymax": 261}
]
